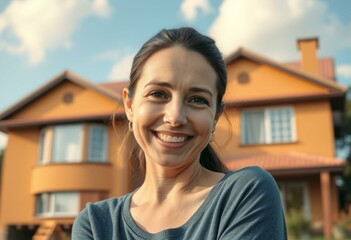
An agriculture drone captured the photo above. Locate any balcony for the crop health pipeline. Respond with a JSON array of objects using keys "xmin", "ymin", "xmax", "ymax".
[{"xmin": 31, "ymin": 163, "xmax": 113, "ymax": 194}]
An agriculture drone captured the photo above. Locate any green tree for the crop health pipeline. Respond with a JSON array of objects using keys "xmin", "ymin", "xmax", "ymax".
[{"xmin": 338, "ymin": 87, "xmax": 351, "ymax": 209}]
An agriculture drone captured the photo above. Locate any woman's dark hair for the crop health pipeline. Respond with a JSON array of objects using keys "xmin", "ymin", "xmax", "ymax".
[{"xmin": 121, "ymin": 27, "xmax": 228, "ymax": 177}]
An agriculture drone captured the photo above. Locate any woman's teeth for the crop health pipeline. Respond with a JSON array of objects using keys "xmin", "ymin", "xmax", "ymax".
[{"xmin": 158, "ymin": 133, "xmax": 186, "ymax": 143}]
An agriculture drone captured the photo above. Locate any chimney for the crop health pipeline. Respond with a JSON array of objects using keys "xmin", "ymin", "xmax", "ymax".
[{"xmin": 297, "ymin": 37, "xmax": 319, "ymax": 75}]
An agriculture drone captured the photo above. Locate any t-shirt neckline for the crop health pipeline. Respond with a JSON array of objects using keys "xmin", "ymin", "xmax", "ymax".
[{"xmin": 122, "ymin": 171, "xmax": 233, "ymax": 239}]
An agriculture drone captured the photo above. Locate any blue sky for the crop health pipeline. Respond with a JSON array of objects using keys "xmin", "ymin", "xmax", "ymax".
[{"xmin": 0, "ymin": 0, "xmax": 351, "ymax": 148}]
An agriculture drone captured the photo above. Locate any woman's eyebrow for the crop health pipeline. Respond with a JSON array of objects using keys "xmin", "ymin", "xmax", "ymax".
[
  {"xmin": 188, "ymin": 87, "xmax": 213, "ymax": 97},
  {"xmin": 144, "ymin": 80, "xmax": 172, "ymax": 89},
  {"xmin": 144, "ymin": 80, "xmax": 213, "ymax": 97}
]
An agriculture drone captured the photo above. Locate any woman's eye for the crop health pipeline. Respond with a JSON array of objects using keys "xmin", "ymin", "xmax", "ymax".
[
  {"xmin": 149, "ymin": 91, "xmax": 167, "ymax": 99},
  {"xmin": 189, "ymin": 96, "xmax": 209, "ymax": 106}
]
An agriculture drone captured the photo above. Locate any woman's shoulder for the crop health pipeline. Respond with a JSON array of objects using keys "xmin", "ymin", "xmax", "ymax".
[
  {"xmin": 226, "ymin": 166, "xmax": 273, "ymax": 181},
  {"xmin": 214, "ymin": 166, "xmax": 282, "ymax": 217},
  {"xmin": 222, "ymin": 166, "xmax": 278, "ymax": 191}
]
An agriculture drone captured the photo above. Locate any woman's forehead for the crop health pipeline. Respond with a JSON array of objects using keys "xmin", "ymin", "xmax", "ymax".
[{"xmin": 136, "ymin": 46, "xmax": 217, "ymax": 90}]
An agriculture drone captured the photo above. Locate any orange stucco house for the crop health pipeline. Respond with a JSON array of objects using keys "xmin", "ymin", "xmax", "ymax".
[{"xmin": 0, "ymin": 37, "xmax": 346, "ymax": 239}]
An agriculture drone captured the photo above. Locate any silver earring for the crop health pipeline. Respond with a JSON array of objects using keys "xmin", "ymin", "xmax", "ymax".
[{"xmin": 128, "ymin": 121, "xmax": 133, "ymax": 132}]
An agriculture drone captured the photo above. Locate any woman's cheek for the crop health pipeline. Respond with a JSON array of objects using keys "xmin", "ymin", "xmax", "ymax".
[
  {"xmin": 191, "ymin": 111, "xmax": 215, "ymax": 134},
  {"xmin": 134, "ymin": 102, "xmax": 162, "ymax": 124}
]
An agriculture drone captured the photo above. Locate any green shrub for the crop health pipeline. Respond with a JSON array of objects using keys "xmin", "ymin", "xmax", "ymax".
[{"xmin": 286, "ymin": 209, "xmax": 310, "ymax": 240}]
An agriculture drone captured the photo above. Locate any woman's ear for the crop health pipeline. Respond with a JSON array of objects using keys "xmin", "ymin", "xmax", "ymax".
[{"xmin": 123, "ymin": 88, "xmax": 133, "ymax": 121}]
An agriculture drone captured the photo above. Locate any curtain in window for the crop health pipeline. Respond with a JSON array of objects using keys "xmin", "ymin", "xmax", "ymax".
[
  {"xmin": 54, "ymin": 192, "xmax": 79, "ymax": 214},
  {"xmin": 52, "ymin": 125, "xmax": 82, "ymax": 162},
  {"xmin": 244, "ymin": 111, "xmax": 265, "ymax": 144},
  {"xmin": 36, "ymin": 193, "xmax": 50, "ymax": 214}
]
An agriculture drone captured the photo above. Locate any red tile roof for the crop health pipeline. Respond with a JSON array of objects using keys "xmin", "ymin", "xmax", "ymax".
[
  {"xmin": 284, "ymin": 58, "xmax": 335, "ymax": 81},
  {"xmin": 225, "ymin": 152, "xmax": 345, "ymax": 173}
]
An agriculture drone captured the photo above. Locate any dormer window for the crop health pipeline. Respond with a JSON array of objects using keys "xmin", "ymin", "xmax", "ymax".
[{"xmin": 38, "ymin": 123, "xmax": 108, "ymax": 164}]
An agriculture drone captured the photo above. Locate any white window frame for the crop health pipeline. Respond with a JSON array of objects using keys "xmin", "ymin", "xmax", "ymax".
[
  {"xmin": 36, "ymin": 192, "xmax": 80, "ymax": 217},
  {"xmin": 38, "ymin": 127, "xmax": 52, "ymax": 164},
  {"xmin": 240, "ymin": 106, "xmax": 296, "ymax": 145}
]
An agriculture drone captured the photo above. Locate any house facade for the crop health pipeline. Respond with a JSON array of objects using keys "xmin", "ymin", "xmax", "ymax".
[
  {"xmin": 0, "ymin": 38, "xmax": 346, "ymax": 239},
  {"xmin": 218, "ymin": 38, "xmax": 345, "ymax": 238}
]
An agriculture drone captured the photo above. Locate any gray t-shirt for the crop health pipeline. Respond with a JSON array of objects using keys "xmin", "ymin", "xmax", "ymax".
[{"xmin": 72, "ymin": 166, "xmax": 287, "ymax": 239}]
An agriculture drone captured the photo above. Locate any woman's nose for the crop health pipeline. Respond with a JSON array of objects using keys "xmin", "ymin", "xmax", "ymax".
[{"xmin": 163, "ymin": 100, "xmax": 187, "ymax": 127}]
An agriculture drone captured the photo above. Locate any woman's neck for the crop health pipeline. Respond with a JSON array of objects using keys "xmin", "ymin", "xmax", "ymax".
[{"xmin": 136, "ymin": 160, "xmax": 208, "ymax": 203}]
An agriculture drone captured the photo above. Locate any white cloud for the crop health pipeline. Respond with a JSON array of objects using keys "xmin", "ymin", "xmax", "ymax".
[
  {"xmin": 91, "ymin": 0, "xmax": 111, "ymax": 18},
  {"xmin": 108, "ymin": 53, "xmax": 135, "ymax": 81},
  {"xmin": 0, "ymin": 0, "xmax": 112, "ymax": 65},
  {"xmin": 337, "ymin": 65, "xmax": 351, "ymax": 78},
  {"xmin": 0, "ymin": 132, "xmax": 8, "ymax": 150},
  {"xmin": 180, "ymin": 0, "xmax": 212, "ymax": 22},
  {"xmin": 208, "ymin": 0, "xmax": 351, "ymax": 61}
]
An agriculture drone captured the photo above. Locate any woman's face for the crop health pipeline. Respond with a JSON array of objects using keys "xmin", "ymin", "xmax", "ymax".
[{"xmin": 123, "ymin": 46, "xmax": 219, "ymax": 170}]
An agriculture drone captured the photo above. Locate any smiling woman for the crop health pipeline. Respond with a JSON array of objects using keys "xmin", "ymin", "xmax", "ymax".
[
  {"xmin": 72, "ymin": 27, "xmax": 287, "ymax": 240},
  {"xmin": 123, "ymin": 46, "xmax": 220, "ymax": 173}
]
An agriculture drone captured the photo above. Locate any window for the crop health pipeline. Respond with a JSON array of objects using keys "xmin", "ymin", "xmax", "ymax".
[
  {"xmin": 38, "ymin": 124, "xmax": 108, "ymax": 164},
  {"xmin": 89, "ymin": 125, "xmax": 108, "ymax": 162},
  {"xmin": 52, "ymin": 125, "xmax": 82, "ymax": 163},
  {"xmin": 241, "ymin": 107, "xmax": 296, "ymax": 145},
  {"xmin": 36, "ymin": 192, "xmax": 79, "ymax": 217},
  {"xmin": 279, "ymin": 182, "xmax": 310, "ymax": 219}
]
